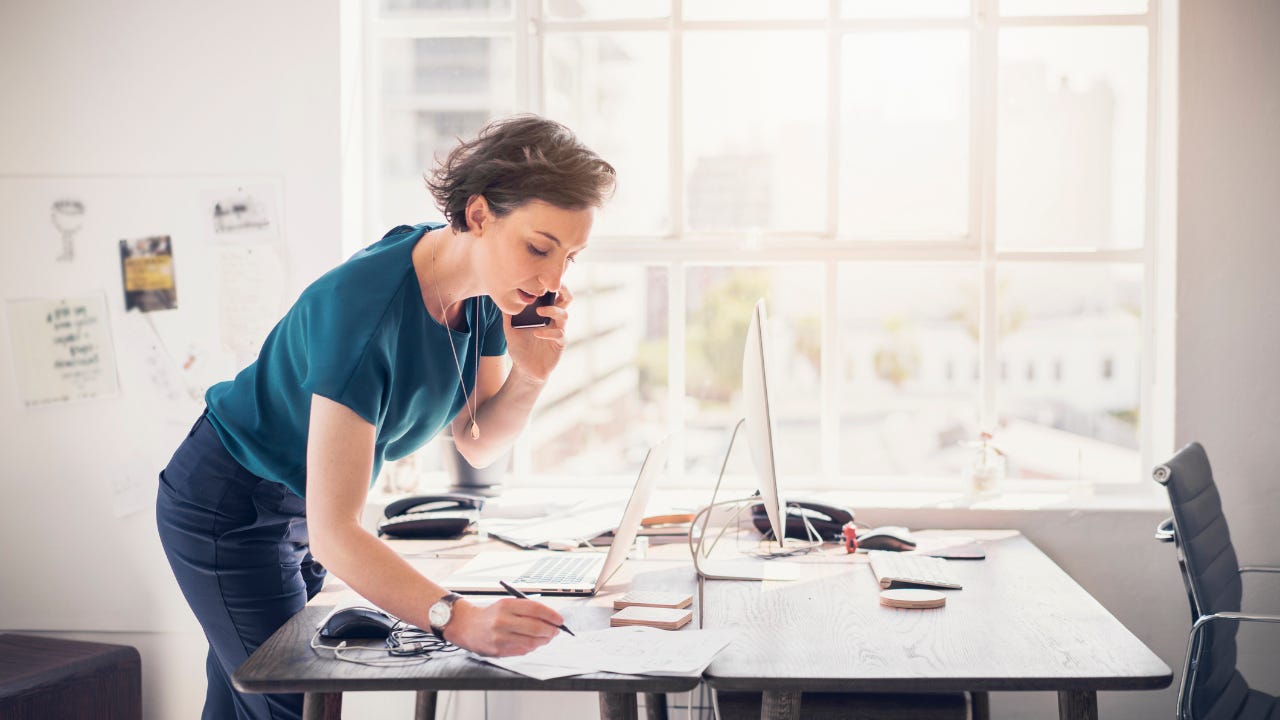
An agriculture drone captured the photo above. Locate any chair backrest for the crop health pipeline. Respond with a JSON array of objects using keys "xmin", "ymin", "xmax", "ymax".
[{"xmin": 1154, "ymin": 442, "xmax": 1248, "ymax": 719}]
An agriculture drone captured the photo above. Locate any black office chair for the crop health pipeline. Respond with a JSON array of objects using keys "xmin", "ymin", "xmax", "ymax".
[{"xmin": 1153, "ymin": 442, "xmax": 1280, "ymax": 720}]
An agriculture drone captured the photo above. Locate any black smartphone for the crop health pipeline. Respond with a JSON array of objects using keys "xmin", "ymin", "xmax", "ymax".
[{"xmin": 511, "ymin": 291, "xmax": 556, "ymax": 328}]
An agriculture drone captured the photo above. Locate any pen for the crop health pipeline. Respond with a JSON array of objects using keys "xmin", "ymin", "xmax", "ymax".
[{"xmin": 498, "ymin": 580, "xmax": 576, "ymax": 636}]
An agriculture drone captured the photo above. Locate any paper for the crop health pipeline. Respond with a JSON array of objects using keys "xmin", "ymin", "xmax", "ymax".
[
  {"xmin": 112, "ymin": 458, "xmax": 155, "ymax": 518},
  {"xmin": 480, "ymin": 626, "xmax": 736, "ymax": 680},
  {"xmin": 6, "ymin": 293, "xmax": 120, "ymax": 407},
  {"xmin": 203, "ymin": 183, "xmax": 280, "ymax": 243},
  {"xmin": 216, "ymin": 243, "xmax": 285, "ymax": 364},
  {"xmin": 114, "ymin": 310, "xmax": 203, "ymax": 422}
]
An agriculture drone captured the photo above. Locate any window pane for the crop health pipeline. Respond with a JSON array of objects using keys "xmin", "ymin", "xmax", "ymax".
[
  {"xmin": 1000, "ymin": 0, "xmax": 1147, "ymax": 16},
  {"xmin": 996, "ymin": 263, "xmax": 1142, "ymax": 485},
  {"xmin": 684, "ymin": 0, "xmax": 826, "ymax": 20},
  {"xmin": 378, "ymin": 37, "xmax": 514, "ymax": 229},
  {"xmin": 544, "ymin": 0, "xmax": 669, "ymax": 20},
  {"xmin": 380, "ymin": 0, "xmax": 512, "ymax": 18},
  {"xmin": 838, "ymin": 264, "xmax": 979, "ymax": 477},
  {"xmin": 684, "ymin": 33, "xmax": 827, "ymax": 233},
  {"xmin": 527, "ymin": 264, "xmax": 669, "ymax": 480},
  {"xmin": 841, "ymin": 0, "xmax": 967, "ymax": 18},
  {"xmin": 997, "ymin": 27, "xmax": 1148, "ymax": 250},
  {"xmin": 684, "ymin": 265, "xmax": 824, "ymax": 485},
  {"xmin": 840, "ymin": 31, "xmax": 969, "ymax": 239},
  {"xmin": 544, "ymin": 33, "xmax": 670, "ymax": 237}
]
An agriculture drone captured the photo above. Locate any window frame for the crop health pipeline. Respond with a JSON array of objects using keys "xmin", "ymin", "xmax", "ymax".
[{"xmin": 347, "ymin": 0, "xmax": 1177, "ymax": 495}]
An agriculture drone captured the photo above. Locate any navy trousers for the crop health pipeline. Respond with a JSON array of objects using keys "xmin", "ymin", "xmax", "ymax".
[{"xmin": 156, "ymin": 411, "xmax": 326, "ymax": 720}]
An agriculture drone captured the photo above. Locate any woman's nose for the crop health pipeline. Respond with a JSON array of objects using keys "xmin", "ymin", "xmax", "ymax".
[{"xmin": 538, "ymin": 266, "xmax": 565, "ymax": 294}]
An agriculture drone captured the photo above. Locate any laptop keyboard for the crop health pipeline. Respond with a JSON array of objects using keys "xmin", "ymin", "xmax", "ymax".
[{"xmin": 514, "ymin": 555, "xmax": 598, "ymax": 585}]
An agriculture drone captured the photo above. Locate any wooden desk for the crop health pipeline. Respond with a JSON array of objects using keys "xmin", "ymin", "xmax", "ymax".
[
  {"xmin": 233, "ymin": 531, "xmax": 1170, "ymax": 720},
  {"xmin": 699, "ymin": 531, "xmax": 1172, "ymax": 720},
  {"xmin": 232, "ymin": 543, "xmax": 700, "ymax": 720}
]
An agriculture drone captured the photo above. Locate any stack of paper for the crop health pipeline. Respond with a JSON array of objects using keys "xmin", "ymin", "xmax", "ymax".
[{"xmin": 476, "ymin": 626, "xmax": 736, "ymax": 680}]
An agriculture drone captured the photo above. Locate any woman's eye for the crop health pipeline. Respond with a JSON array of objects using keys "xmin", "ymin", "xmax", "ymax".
[{"xmin": 527, "ymin": 244, "xmax": 549, "ymax": 257}]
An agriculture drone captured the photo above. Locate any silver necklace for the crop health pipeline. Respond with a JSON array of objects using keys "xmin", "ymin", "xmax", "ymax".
[{"xmin": 431, "ymin": 235, "xmax": 481, "ymax": 440}]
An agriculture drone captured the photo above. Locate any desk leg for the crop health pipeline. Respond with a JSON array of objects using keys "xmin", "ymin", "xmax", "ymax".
[
  {"xmin": 760, "ymin": 690, "xmax": 801, "ymax": 720},
  {"xmin": 302, "ymin": 692, "xmax": 341, "ymax": 720},
  {"xmin": 414, "ymin": 690, "xmax": 437, "ymax": 719},
  {"xmin": 643, "ymin": 692, "xmax": 669, "ymax": 720},
  {"xmin": 971, "ymin": 691, "xmax": 990, "ymax": 720},
  {"xmin": 1057, "ymin": 690, "xmax": 1098, "ymax": 720},
  {"xmin": 599, "ymin": 691, "xmax": 639, "ymax": 720}
]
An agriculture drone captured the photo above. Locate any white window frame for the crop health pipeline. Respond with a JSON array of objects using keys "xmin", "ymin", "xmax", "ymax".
[{"xmin": 343, "ymin": 0, "xmax": 1177, "ymax": 496}]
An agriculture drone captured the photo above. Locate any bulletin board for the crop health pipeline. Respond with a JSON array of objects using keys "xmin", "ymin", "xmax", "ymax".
[{"xmin": 0, "ymin": 175, "xmax": 290, "ymax": 631}]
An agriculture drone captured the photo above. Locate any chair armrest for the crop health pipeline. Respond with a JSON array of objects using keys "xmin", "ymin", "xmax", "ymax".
[
  {"xmin": 1191, "ymin": 611, "xmax": 1280, "ymax": 631},
  {"xmin": 1178, "ymin": 613, "xmax": 1280, "ymax": 720},
  {"xmin": 1239, "ymin": 566, "xmax": 1280, "ymax": 575}
]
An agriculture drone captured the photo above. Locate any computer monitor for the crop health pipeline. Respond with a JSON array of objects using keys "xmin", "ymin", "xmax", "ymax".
[
  {"xmin": 689, "ymin": 298, "xmax": 800, "ymax": 582},
  {"xmin": 742, "ymin": 298, "xmax": 786, "ymax": 549}
]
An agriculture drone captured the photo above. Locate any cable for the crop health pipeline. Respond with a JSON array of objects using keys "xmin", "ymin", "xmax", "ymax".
[{"xmin": 309, "ymin": 619, "xmax": 462, "ymax": 667}]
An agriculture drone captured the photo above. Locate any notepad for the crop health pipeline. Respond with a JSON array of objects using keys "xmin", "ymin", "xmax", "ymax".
[
  {"xmin": 609, "ymin": 606, "xmax": 693, "ymax": 630},
  {"xmin": 612, "ymin": 591, "xmax": 693, "ymax": 610}
]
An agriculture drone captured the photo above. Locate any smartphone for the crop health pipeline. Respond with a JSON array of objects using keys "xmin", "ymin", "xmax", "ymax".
[{"xmin": 511, "ymin": 291, "xmax": 557, "ymax": 328}]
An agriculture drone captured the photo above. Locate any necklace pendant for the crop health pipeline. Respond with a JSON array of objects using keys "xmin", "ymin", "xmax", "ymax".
[{"xmin": 470, "ymin": 422, "xmax": 480, "ymax": 440}]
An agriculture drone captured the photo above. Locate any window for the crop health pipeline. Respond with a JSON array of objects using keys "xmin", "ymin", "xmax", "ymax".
[{"xmin": 352, "ymin": 0, "xmax": 1174, "ymax": 494}]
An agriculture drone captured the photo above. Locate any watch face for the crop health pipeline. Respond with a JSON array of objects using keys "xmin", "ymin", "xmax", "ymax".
[{"xmin": 429, "ymin": 602, "xmax": 451, "ymax": 628}]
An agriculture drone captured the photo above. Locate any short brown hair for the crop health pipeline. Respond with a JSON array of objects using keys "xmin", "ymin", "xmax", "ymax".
[{"xmin": 426, "ymin": 115, "xmax": 616, "ymax": 233}]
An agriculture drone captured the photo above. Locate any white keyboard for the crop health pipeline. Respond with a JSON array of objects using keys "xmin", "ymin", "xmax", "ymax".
[{"xmin": 868, "ymin": 551, "xmax": 963, "ymax": 590}]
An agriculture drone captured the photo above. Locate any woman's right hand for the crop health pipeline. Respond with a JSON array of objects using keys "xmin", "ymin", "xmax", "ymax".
[{"xmin": 443, "ymin": 597, "xmax": 565, "ymax": 657}]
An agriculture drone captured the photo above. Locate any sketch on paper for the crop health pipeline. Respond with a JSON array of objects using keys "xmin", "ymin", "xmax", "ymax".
[
  {"xmin": 211, "ymin": 189, "xmax": 272, "ymax": 234},
  {"xmin": 119, "ymin": 235, "xmax": 177, "ymax": 312},
  {"xmin": 5, "ymin": 294, "xmax": 120, "ymax": 407},
  {"xmin": 51, "ymin": 198, "xmax": 85, "ymax": 262},
  {"xmin": 480, "ymin": 626, "xmax": 736, "ymax": 680}
]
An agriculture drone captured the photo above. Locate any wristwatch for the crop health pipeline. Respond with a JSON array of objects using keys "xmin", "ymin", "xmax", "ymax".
[{"xmin": 427, "ymin": 592, "xmax": 462, "ymax": 641}]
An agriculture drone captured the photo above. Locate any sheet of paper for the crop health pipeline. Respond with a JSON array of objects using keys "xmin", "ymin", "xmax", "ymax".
[
  {"xmin": 112, "ymin": 458, "xmax": 155, "ymax": 518},
  {"xmin": 5, "ymin": 293, "xmax": 119, "ymax": 406},
  {"xmin": 216, "ymin": 243, "xmax": 286, "ymax": 365},
  {"xmin": 479, "ymin": 626, "xmax": 736, "ymax": 679}
]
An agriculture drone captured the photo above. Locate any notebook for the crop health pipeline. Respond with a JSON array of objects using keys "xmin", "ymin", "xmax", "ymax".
[
  {"xmin": 442, "ymin": 436, "xmax": 670, "ymax": 596},
  {"xmin": 487, "ymin": 501, "xmax": 629, "ymax": 549}
]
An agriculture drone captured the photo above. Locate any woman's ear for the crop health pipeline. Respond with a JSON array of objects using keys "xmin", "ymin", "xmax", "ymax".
[{"xmin": 464, "ymin": 195, "xmax": 491, "ymax": 236}]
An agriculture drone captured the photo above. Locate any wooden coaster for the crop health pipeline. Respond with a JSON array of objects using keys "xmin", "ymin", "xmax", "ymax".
[
  {"xmin": 879, "ymin": 588, "xmax": 946, "ymax": 609},
  {"xmin": 610, "ymin": 606, "xmax": 693, "ymax": 630}
]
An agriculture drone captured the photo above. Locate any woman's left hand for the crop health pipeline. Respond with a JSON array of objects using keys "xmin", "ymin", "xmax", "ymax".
[{"xmin": 504, "ymin": 285, "xmax": 573, "ymax": 384}]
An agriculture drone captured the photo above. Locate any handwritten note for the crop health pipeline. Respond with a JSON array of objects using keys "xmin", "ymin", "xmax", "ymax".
[{"xmin": 6, "ymin": 294, "xmax": 119, "ymax": 407}]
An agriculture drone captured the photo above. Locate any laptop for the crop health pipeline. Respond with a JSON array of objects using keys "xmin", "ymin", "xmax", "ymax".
[{"xmin": 442, "ymin": 436, "xmax": 670, "ymax": 596}]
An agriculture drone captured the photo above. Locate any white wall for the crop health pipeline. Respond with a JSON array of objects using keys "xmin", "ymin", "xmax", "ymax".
[
  {"xmin": 1174, "ymin": 0, "xmax": 1280, "ymax": 698},
  {"xmin": 1, "ymin": 2, "xmax": 1276, "ymax": 719},
  {"xmin": 0, "ymin": 1, "xmax": 342, "ymax": 718}
]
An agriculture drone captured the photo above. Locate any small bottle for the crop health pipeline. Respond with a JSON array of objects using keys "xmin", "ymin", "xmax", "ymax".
[{"xmin": 633, "ymin": 535, "xmax": 650, "ymax": 560}]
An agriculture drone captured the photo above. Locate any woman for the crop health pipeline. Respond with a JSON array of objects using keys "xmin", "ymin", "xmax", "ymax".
[{"xmin": 156, "ymin": 115, "xmax": 615, "ymax": 720}]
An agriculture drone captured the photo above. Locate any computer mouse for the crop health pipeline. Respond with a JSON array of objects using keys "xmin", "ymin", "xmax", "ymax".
[
  {"xmin": 857, "ymin": 526, "xmax": 918, "ymax": 552},
  {"xmin": 319, "ymin": 607, "xmax": 399, "ymax": 640}
]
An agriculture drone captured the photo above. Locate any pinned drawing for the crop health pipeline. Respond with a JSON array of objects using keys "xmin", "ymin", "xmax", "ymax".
[
  {"xmin": 51, "ymin": 198, "xmax": 85, "ymax": 262},
  {"xmin": 119, "ymin": 235, "xmax": 178, "ymax": 312},
  {"xmin": 211, "ymin": 188, "xmax": 272, "ymax": 234},
  {"xmin": 6, "ymin": 293, "xmax": 120, "ymax": 407}
]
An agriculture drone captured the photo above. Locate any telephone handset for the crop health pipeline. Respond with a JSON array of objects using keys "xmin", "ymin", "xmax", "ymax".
[
  {"xmin": 377, "ymin": 493, "xmax": 486, "ymax": 539},
  {"xmin": 751, "ymin": 499, "xmax": 855, "ymax": 542}
]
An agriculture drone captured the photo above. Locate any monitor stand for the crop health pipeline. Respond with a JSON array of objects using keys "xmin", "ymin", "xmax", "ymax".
[{"xmin": 689, "ymin": 418, "xmax": 800, "ymax": 583}]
